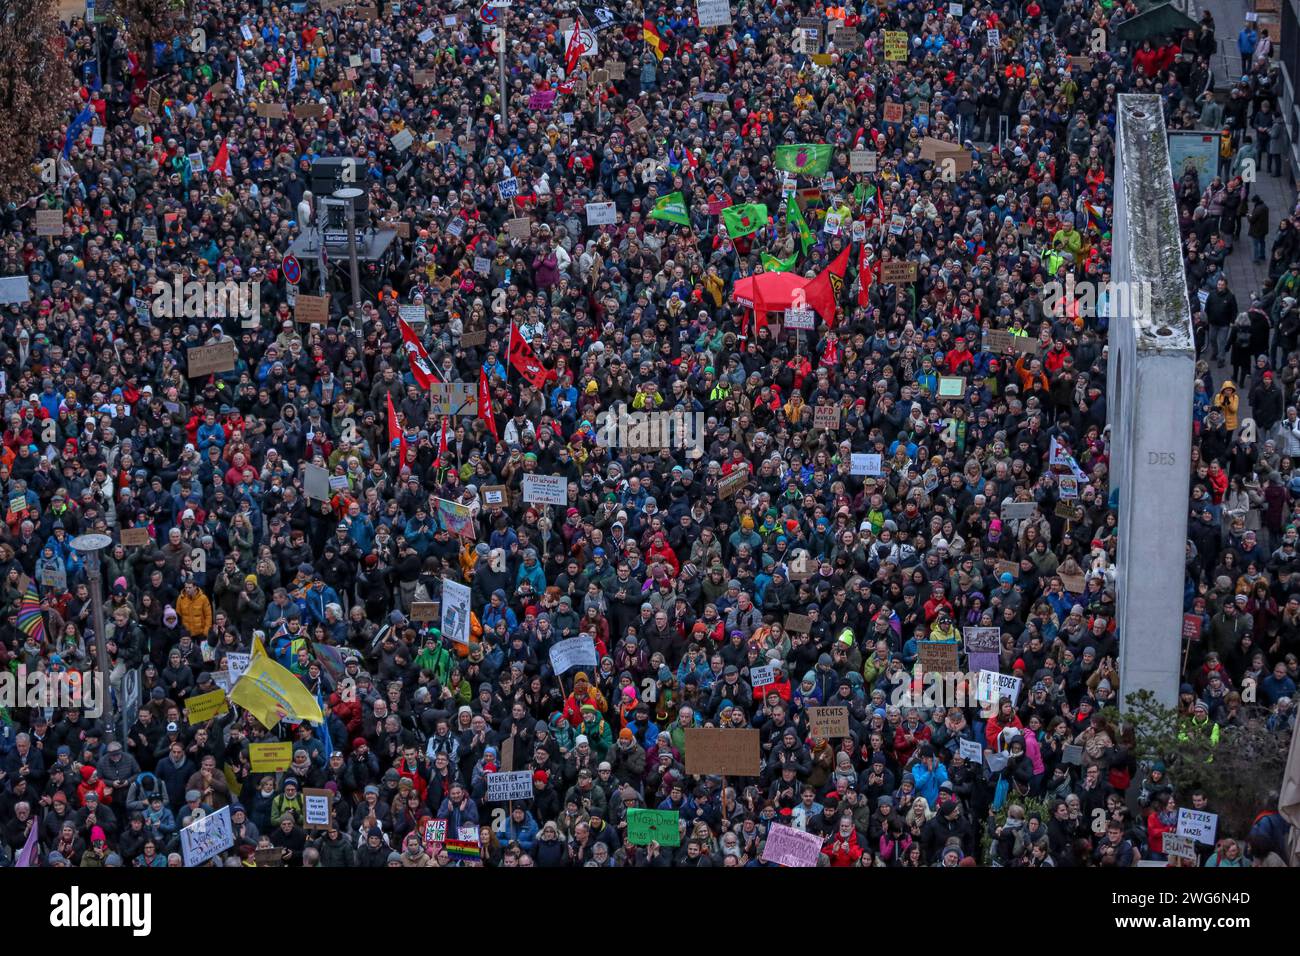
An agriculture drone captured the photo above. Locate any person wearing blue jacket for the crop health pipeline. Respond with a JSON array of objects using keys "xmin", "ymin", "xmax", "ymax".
[
  {"xmin": 910, "ymin": 744, "xmax": 950, "ymax": 806},
  {"xmin": 1238, "ymin": 23, "xmax": 1258, "ymax": 75},
  {"xmin": 501, "ymin": 806, "xmax": 540, "ymax": 854},
  {"xmin": 516, "ymin": 549, "xmax": 547, "ymax": 594}
]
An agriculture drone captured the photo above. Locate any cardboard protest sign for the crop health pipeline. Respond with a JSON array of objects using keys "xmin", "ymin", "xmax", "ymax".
[
  {"xmin": 481, "ymin": 485, "xmax": 508, "ymax": 510},
  {"xmin": 180, "ymin": 806, "xmax": 234, "ymax": 867},
  {"xmin": 917, "ymin": 641, "xmax": 959, "ymax": 674},
  {"xmin": 255, "ymin": 102, "xmax": 288, "ymax": 119},
  {"xmin": 626, "ymin": 808, "xmax": 682, "ymax": 846},
  {"xmin": 249, "ymin": 742, "xmax": 293, "ymax": 772},
  {"xmin": 883, "ymin": 30, "xmax": 908, "ymax": 60},
  {"xmin": 761, "ymin": 824, "xmax": 824, "ymax": 867},
  {"xmin": 295, "ymin": 294, "xmax": 330, "ymax": 324},
  {"xmin": 684, "ymin": 728, "xmax": 760, "ymax": 776},
  {"xmin": 717, "ymin": 465, "xmax": 750, "ymax": 499},
  {"xmin": 813, "ymin": 405, "xmax": 840, "ymax": 429},
  {"xmin": 1163, "ymin": 833, "xmax": 1197, "ymax": 862},
  {"xmin": 303, "ymin": 789, "xmax": 333, "ymax": 830},
  {"xmin": 410, "ymin": 602, "xmax": 439, "ymax": 622},
  {"xmin": 982, "ymin": 329, "xmax": 1040, "ymax": 354},
  {"xmin": 749, "ymin": 664, "xmax": 777, "ymax": 688},
  {"xmin": 506, "ymin": 217, "xmax": 532, "ymax": 240},
  {"xmin": 36, "ymin": 209, "xmax": 64, "ymax": 237},
  {"xmin": 186, "ymin": 341, "xmax": 237, "ymax": 377},
  {"xmin": 879, "ymin": 259, "xmax": 917, "ymax": 283},
  {"xmin": 784, "ymin": 612, "xmax": 812, "ymax": 633},
  {"xmin": 807, "ymin": 706, "xmax": 850, "ymax": 738},
  {"xmin": 293, "ymin": 102, "xmax": 327, "ymax": 119},
  {"xmin": 486, "ymin": 771, "xmax": 534, "ymax": 802},
  {"xmin": 184, "ymin": 688, "xmax": 229, "ymax": 724},
  {"xmin": 120, "ymin": 527, "xmax": 151, "ymax": 547}
]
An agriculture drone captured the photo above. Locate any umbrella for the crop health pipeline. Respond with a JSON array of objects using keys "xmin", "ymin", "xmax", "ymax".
[
  {"xmin": 1113, "ymin": 3, "xmax": 1197, "ymax": 42},
  {"xmin": 731, "ymin": 271, "xmax": 808, "ymax": 314}
]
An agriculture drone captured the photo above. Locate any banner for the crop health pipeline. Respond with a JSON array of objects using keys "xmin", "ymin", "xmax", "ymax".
[
  {"xmin": 626, "ymin": 808, "xmax": 683, "ymax": 846},
  {"xmin": 435, "ymin": 498, "xmax": 476, "ymax": 538},
  {"xmin": 180, "ymin": 806, "xmax": 234, "ymax": 867},
  {"xmin": 441, "ymin": 578, "xmax": 473, "ymax": 645},
  {"xmin": 761, "ymin": 823, "xmax": 823, "ymax": 867}
]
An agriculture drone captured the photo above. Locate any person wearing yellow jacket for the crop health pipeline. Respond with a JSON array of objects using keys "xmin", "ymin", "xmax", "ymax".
[{"xmin": 176, "ymin": 579, "xmax": 213, "ymax": 638}]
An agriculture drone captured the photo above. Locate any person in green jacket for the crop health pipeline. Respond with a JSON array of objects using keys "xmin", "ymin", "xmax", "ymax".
[
  {"xmin": 271, "ymin": 779, "xmax": 305, "ymax": 826},
  {"xmin": 579, "ymin": 707, "xmax": 613, "ymax": 759},
  {"xmin": 414, "ymin": 631, "xmax": 455, "ymax": 687}
]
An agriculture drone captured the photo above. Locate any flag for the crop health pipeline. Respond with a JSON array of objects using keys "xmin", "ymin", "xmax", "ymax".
[
  {"xmin": 721, "ymin": 203, "xmax": 767, "ymax": 239},
  {"xmin": 649, "ymin": 191, "xmax": 690, "ymax": 226},
  {"xmin": 436, "ymin": 417, "xmax": 448, "ymax": 468},
  {"xmin": 17, "ymin": 580, "xmax": 45, "ymax": 647},
  {"xmin": 643, "ymin": 19, "xmax": 666, "ymax": 59},
  {"xmin": 314, "ymin": 689, "xmax": 334, "ymax": 757},
  {"xmin": 209, "ymin": 140, "xmax": 232, "ymax": 177},
  {"xmin": 288, "ymin": 56, "xmax": 299, "ymax": 90},
  {"xmin": 508, "ymin": 322, "xmax": 555, "ymax": 388},
  {"xmin": 236, "ymin": 56, "xmax": 246, "ymax": 93},
  {"xmin": 762, "ymin": 251, "xmax": 799, "ymax": 272},
  {"xmin": 445, "ymin": 838, "xmax": 482, "ymax": 859},
  {"xmin": 15, "ymin": 820, "xmax": 38, "ymax": 867},
  {"xmin": 478, "ymin": 368, "xmax": 499, "ymax": 441},
  {"xmin": 801, "ymin": 245, "xmax": 852, "ymax": 325},
  {"xmin": 857, "ymin": 242, "xmax": 874, "ymax": 307},
  {"xmin": 399, "ymin": 318, "xmax": 436, "ymax": 389},
  {"xmin": 787, "ymin": 202, "xmax": 815, "ymax": 254},
  {"xmin": 62, "ymin": 105, "xmax": 94, "ymax": 159},
  {"xmin": 230, "ymin": 652, "xmax": 324, "ymax": 728},
  {"xmin": 564, "ymin": 20, "xmax": 584, "ymax": 75},
  {"xmin": 774, "ymin": 144, "xmax": 834, "ymax": 177},
  {"xmin": 387, "ymin": 392, "xmax": 407, "ymax": 466}
]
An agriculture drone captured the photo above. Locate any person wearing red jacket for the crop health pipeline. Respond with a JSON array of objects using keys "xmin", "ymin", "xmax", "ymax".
[
  {"xmin": 984, "ymin": 698, "xmax": 1025, "ymax": 749},
  {"xmin": 823, "ymin": 817, "xmax": 864, "ymax": 866},
  {"xmin": 943, "ymin": 337, "xmax": 974, "ymax": 373}
]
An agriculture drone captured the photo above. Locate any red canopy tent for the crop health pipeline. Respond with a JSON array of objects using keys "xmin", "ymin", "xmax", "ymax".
[{"xmin": 730, "ymin": 271, "xmax": 808, "ymax": 315}]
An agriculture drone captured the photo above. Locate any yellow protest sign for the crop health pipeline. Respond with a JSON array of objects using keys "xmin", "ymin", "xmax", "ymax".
[
  {"xmin": 249, "ymin": 742, "xmax": 293, "ymax": 772},
  {"xmin": 185, "ymin": 688, "xmax": 229, "ymax": 724},
  {"xmin": 884, "ymin": 31, "xmax": 908, "ymax": 61}
]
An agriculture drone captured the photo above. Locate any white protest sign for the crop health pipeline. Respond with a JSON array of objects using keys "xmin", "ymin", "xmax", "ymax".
[
  {"xmin": 441, "ymin": 578, "xmax": 472, "ymax": 645},
  {"xmin": 548, "ymin": 636, "xmax": 598, "ymax": 674},
  {"xmin": 783, "ymin": 307, "xmax": 816, "ymax": 330},
  {"xmin": 749, "ymin": 664, "xmax": 776, "ymax": 687},
  {"xmin": 417, "ymin": 27, "xmax": 434, "ymax": 42},
  {"xmin": 1001, "ymin": 501, "xmax": 1037, "ymax": 520},
  {"xmin": 0, "ymin": 276, "xmax": 29, "ymax": 305},
  {"xmin": 850, "ymin": 453, "xmax": 882, "ymax": 476},
  {"xmin": 959, "ymin": 738, "xmax": 983, "ymax": 764},
  {"xmin": 303, "ymin": 789, "xmax": 332, "ymax": 828},
  {"xmin": 303, "ymin": 462, "xmax": 331, "ymax": 502},
  {"xmin": 976, "ymin": 669, "xmax": 1023, "ymax": 705},
  {"xmin": 497, "ymin": 177, "xmax": 519, "ymax": 200},
  {"xmin": 1163, "ymin": 833, "xmax": 1197, "ymax": 861},
  {"xmin": 585, "ymin": 201, "xmax": 616, "ymax": 225},
  {"xmin": 1176, "ymin": 809, "xmax": 1218, "ymax": 844},
  {"xmin": 761, "ymin": 823, "xmax": 823, "ymax": 867},
  {"xmin": 391, "ymin": 128, "xmax": 415, "ymax": 152},
  {"xmin": 696, "ymin": 0, "xmax": 732, "ymax": 27},
  {"xmin": 486, "ymin": 770, "xmax": 534, "ymax": 802},
  {"xmin": 225, "ymin": 652, "xmax": 251, "ymax": 684},
  {"xmin": 180, "ymin": 805, "xmax": 234, "ymax": 867},
  {"xmin": 521, "ymin": 473, "xmax": 569, "ymax": 506}
]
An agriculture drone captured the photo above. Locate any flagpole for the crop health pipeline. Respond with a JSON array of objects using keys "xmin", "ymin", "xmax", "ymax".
[{"xmin": 497, "ymin": 5, "xmax": 509, "ymax": 136}]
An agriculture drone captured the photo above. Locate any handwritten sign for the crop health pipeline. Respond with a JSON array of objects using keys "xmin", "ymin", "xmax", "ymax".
[
  {"xmin": 884, "ymin": 31, "xmax": 908, "ymax": 61},
  {"xmin": 184, "ymin": 688, "xmax": 229, "ymax": 724},
  {"xmin": 295, "ymin": 294, "xmax": 330, "ymax": 325},
  {"xmin": 917, "ymin": 641, "xmax": 959, "ymax": 674},
  {"xmin": 807, "ymin": 706, "xmax": 850, "ymax": 737},
  {"xmin": 850, "ymin": 453, "xmax": 882, "ymax": 476},
  {"xmin": 982, "ymin": 329, "xmax": 1040, "ymax": 355},
  {"xmin": 1176, "ymin": 809, "xmax": 1218, "ymax": 844},
  {"xmin": 813, "ymin": 405, "xmax": 840, "ymax": 429},
  {"xmin": 762, "ymin": 823, "xmax": 823, "ymax": 867},
  {"xmin": 186, "ymin": 342, "xmax": 237, "ymax": 377},
  {"xmin": 879, "ymin": 260, "xmax": 917, "ymax": 284},
  {"xmin": 410, "ymin": 602, "xmax": 439, "ymax": 622},
  {"xmin": 35, "ymin": 209, "xmax": 64, "ymax": 237},
  {"xmin": 521, "ymin": 473, "xmax": 568, "ymax": 506},
  {"xmin": 626, "ymin": 807, "xmax": 682, "ymax": 846},
  {"xmin": 883, "ymin": 101, "xmax": 904, "ymax": 123},
  {"xmin": 120, "ymin": 527, "xmax": 151, "ymax": 547},
  {"xmin": 180, "ymin": 805, "xmax": 234, "ymax": 867},
  {"xmin": 959, "ymin": 738, "xmax": 983, "ymax": 764},
  {"xmin": 717, "ymin": 465, "xmax": 749, "ymax": 499},
  {"xmin": 549, "ymin": 636, "xmax": 598, "ymax": 674},
  {"xmin": 303, "ymin": 788, "xmax": 333, "ymax": 830},
  {"xmin": 850, "ymin": 150, "xmax": 877, "ymax": 173}
]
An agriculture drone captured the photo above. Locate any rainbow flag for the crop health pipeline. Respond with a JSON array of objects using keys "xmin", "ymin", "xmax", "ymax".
[
  {"xmin": 445, "ymin": 839, "xmax": 481, "ymax": 859},
  {"xmin": 17, "ymin": 580, "xmax": 45, "ymax": 647}
]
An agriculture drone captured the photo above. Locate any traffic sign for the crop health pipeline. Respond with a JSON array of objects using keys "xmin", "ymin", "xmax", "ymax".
[{"xmin": 281, "ymin": 254, "xmax": 301, "ymax": 285}]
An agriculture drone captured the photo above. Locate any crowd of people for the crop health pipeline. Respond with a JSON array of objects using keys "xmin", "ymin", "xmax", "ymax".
[{"xmin": 0, "ymin": 0, "xmax": 1296, "ymax": 869}]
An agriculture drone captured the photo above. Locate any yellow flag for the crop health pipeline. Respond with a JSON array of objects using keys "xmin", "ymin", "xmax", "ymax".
[{"xmin": 230, "ymin": 653, "xmax": 322, "ymax": 728}]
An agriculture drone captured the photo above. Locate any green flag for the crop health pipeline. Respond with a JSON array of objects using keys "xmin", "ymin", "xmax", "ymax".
[
  {"xmin": 649, "ymin": 191, "xmax": 691, "ymax": 226},
  {"xmin": 787, "ymin": 202, "xmax": 815, "ymax": 253},
  {"xmin": 721, "ymin": 203, "xmax": 767, "ymax": 239},
  {"xmin": 761, "ymin": 251, "xmax": 799, "ymax": 272},
  {"xmin": 774, "ymin": 143, "xmax": 834, "ymax": 176}
]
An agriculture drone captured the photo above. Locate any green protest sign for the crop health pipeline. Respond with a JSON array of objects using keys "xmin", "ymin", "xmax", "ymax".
[{"xmin": 626, "ymin": 808, "xmax": 681, "ymax": 847}]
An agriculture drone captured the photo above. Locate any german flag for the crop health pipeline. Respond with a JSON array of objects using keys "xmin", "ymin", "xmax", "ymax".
[{"xmin": 643, "ymin": 19, "xmax": 666, "ymax": 59}]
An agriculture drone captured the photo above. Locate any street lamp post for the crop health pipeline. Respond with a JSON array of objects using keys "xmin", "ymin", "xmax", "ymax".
[
  {"xmin": 333, "ymin": 187, "xmax": 364, "ymax": 311},
  {"xmin": 71, "ymin": 533, "xmax": 113, "ymax": 726}
]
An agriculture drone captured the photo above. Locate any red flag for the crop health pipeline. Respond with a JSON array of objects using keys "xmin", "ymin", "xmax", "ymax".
[
  {"xmin": 386, "ymin": 392, "xmax": 407, "ymax": 468},
  {"xmin": 399, "ymin": 318, "xmax": 436, "ymax": 389},
  {"xmin": 564, "ymin": 21, "xmax": 587, "ymax": 76},
  {"xmin": 436, "ymin": 417, "xmax": 448, "ymax": 467},
  {"xmin": 858, "ymin": 242, "xmax": 874, "ymax": 307},
  {"xmin": 478, "ymin": 368, "xmax": 499, "ymax": 441},
  {"xmin": 209, "ymin": 140, "xmax": 232, "ymax": 177},
  {"xmin": 801, "ymin": 245, "xmax": 852, "ymax": 326},
  {"xmin": 508, "ymin": 322, "xmax": 555, "ymax": 388}
]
